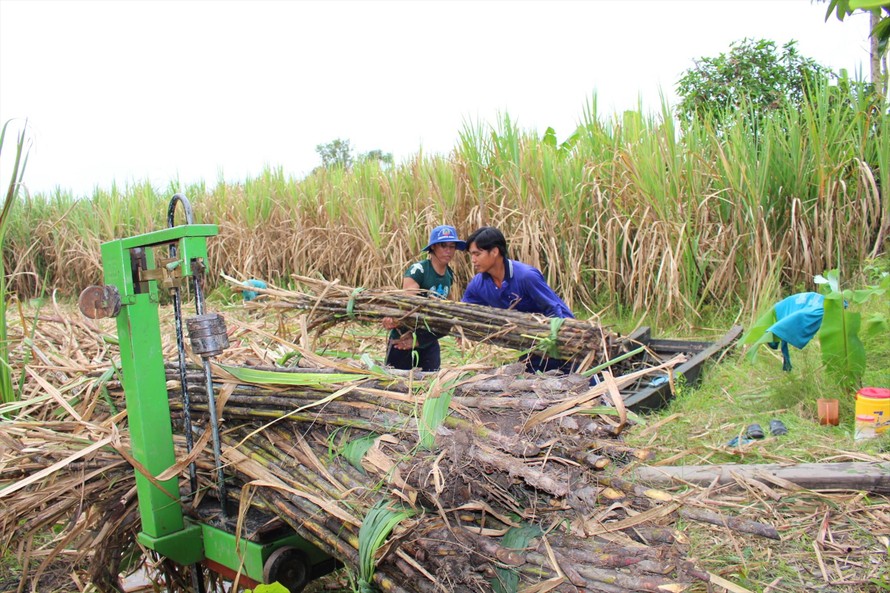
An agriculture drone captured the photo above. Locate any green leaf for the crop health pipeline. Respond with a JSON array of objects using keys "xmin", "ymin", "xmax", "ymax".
[
  {"xmin": 340, "ymin": 434, "xmax": 379, "ymax": 472},
  {"xmin": 825, "ymin": 0, "xmax": 851, "ymax": 22},
  {"xmin": 218, "ymin": 364, "xmax": 368, "ymax": 386},
  {"xmin": 276, "ymin": 350, "xmax": 301, "ymax": 366},
  {"xmin": 358, "ymin": 500, "xmax": 414, "ymax": 589},
  {"xmin": 849, "ymin": 0, "xmax": 888, "ymax": 10},
  {"xmin": 491, "ymin": 524, "xmax": 543, "ymax": 593},
  {"xmin": 740, "ymin": 305, "xmax": 777, "ymax": 362},
  {"xmin": 542, "ymin": 127, "xmax": 557, "ymax": 148},
  {"xmin": 558, "ymin": 129, "xmax": 580, "ymax": 155},
  {"xmin": 418, "ymin": 383, "xmax": 454, "ymax": 450},
  {"xmin": 862, "ymin": 313, "xmax": 889, "ymax": 338},
  {"xmin": 245, "ymin": 583, "xmax": 291, "ymax": 593},
  {"xmin": 583, "ymin": 345, "xmax": 646, "ymax": 377},
  {"xmin": 818, "ymin": 295, "xmax": 866, "ymax": 391},
  {"xmin": 849, "ymin": 285, "xmax": 886, "ymax": 305},
  {"xmin": 360, "ymin": 352, "xmax": 389, "ymax": 374}
]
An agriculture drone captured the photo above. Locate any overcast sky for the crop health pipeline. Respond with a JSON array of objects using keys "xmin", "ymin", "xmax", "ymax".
[{"xmin": 0, "ymin": 0, "xmax": 874, "ymax": 197}]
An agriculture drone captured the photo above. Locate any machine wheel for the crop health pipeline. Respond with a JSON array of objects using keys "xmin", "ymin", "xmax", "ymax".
[{"xmin": 263, "ymin": 546, "xmax": 310, "ymax": 592}]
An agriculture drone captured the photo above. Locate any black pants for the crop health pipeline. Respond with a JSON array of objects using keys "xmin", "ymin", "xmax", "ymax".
[
  {"xmin": 386, "ymin": 339, "xmax": 441, "ymax": 372},
  {"xmin": 522, "ymin": 353, "xmax": 575, "ymax": 374}
]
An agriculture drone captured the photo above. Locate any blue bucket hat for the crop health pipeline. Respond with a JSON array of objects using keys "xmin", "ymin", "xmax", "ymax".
[{"xmin": 423, "ymin": 225, "xmax": 467, "ymax": 252}]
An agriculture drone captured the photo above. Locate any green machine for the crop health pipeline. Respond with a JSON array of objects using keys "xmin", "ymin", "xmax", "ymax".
[{"xmin": 78, "ymin": 195, "xmax": 334, "ymax": 592}]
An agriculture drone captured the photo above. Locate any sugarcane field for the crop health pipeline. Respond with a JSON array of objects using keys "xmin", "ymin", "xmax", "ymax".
[{"xmin": 3, "ymin": 4, "xmax": 890, "ymax": 592}]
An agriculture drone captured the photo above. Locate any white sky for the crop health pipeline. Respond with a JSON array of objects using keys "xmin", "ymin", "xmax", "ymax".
[{"xmin": 0, "ymin": 0, "xmax": 874, "ymax": 197}]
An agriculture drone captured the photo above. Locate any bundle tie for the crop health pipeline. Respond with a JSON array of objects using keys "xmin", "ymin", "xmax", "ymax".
[
  {"xmin": 545, "ymin": 317, "xmax": 564, "ymax": 358},
  {"xmin": 346, "ymin": 287, "xmax": 365, "ymax": 319}
]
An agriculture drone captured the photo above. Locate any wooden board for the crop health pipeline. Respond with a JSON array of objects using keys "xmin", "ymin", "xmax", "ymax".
[{"xmin": 632, "ymin": 462, "xmax": 890, "ymax": 494}]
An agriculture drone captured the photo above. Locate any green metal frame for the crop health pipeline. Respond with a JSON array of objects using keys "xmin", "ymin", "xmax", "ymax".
[
  {"xmin": 100, "ymin": 224, "xmax": 326, "ymax": 584},
  {"xmin": 202, "ymin": 525, "xmax": 329, "ymax": 581}
]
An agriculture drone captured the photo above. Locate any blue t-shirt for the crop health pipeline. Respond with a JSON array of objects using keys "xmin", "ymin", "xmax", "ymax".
[{"xmin": 461, "ymin": 259, "xmax": 573, "ymax": 318}]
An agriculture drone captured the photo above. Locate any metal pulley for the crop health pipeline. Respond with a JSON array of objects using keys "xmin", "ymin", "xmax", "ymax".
[
  {"xmin": 77, "ymin": 285, "xmax": 122, "ymax": 319},
  {"xmin": 186, "ymin": 313, "xmax": 229, "ymax": 358}
]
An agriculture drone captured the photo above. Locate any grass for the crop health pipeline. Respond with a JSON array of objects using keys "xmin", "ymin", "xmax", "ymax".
[{"xmin": 616, "ymin": 286, "xmax": 890, "ymax": 591}]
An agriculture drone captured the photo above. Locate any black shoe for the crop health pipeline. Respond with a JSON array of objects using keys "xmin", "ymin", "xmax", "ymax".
[
  {"xmin": 769, "ymin": 419, "xmax": 788, "ymax": 436},
  {"xmin": 745, "ymin": 423, "xmax": 765, "ymax": 439}
]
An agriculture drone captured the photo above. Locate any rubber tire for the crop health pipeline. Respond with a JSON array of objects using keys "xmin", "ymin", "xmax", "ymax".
[{"xmin": 263, "ymin": 546, "xmax": 310, "ymax": 592}]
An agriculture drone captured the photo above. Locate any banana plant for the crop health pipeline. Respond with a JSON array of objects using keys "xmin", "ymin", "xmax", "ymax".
[
  {"xmin": 815, "ymin": 269, "xmax": 888, "ymax": 391},
  {"xmin": 742, "ymin": 269, "xmax": 888, "ymax": 391}
]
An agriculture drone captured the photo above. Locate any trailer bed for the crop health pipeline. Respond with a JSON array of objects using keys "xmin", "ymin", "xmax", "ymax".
[{"xmin": 615, "ymin": 325, "xmax": 743, "ymax": 411}]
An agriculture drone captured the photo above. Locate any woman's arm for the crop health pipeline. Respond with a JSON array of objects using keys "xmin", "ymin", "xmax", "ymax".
[{"xmin": 382, "ymin": 277, "xmax": 422, "ymax": 330}]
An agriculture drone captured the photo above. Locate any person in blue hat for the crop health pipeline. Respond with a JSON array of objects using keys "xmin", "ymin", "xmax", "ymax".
[
  {"xmin": 382, "ymin": 224, "xmax": 467, "ymax": 371},
  {"xmin": 461, "ymin": 226, "xmax": 575, "ymax": 373}
]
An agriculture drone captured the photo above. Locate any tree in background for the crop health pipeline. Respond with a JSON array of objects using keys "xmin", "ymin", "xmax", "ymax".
[
  {"xmin": 358, "ymin": 149, "xmax": 394, "ymax": 167},
  {"xmin": 675, "ymin": 39, "xmax": 832, "ymax": 126},
  {"xmin": 824, "ymin": 0, "xmax": 890, "ymax": 98},
  {"xmin": 315, "ymin": 139, "xmax": 394, "ymax": 171},
  {"xmin": 315, "ymin": 138, "xmax": 354, "ymax": 169}
]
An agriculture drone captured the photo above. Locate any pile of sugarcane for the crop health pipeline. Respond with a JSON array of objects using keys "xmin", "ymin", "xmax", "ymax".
[
  {"xmin": 5, "ymin": 300, "xmax": 889, "ymax": 593},
  {"xmin": 0, "ymin": 421, "xmax": 145, "ymax": 593},
  {"xmin": 0, "ymin": 299, "xmax": 747, "ymax": 593},
  {"xmin": 225, "ymin": 275, "xmax": 618, "ymax": 370},
  {"xmin": 3, "ymin": 347, "xmax": 728, "ymax": 593},
  {"xmin": 159, "ymin": 355, "xmax": 715, "ymax": 593}
]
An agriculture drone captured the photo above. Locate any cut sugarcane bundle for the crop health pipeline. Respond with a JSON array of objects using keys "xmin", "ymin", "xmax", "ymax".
[{"xmin": 224, "ymin": 274, "xmax": 619, "ymax": 369}]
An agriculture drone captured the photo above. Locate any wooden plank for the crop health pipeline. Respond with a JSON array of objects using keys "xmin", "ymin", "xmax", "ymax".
[
  {"xmin": 624, "ymin": 326, "xmax": 652, "ymax": 345},
  {"xmin": 645, "ymin": 338, "xmax": 713, "ymax": 354},
  {"xmin": 632, "ymin": 462, "xmax": 890, "ymax": 494}
]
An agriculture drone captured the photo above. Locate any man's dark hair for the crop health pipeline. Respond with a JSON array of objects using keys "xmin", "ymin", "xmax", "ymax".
[{"xmin": 466, "ymin": 226, "xmax": 508, "ymax": 260}]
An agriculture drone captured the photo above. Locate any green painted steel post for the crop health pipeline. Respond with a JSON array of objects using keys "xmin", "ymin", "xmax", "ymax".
[
  {"xmin": 99, "ymin": 225, "xmax": 217, "ymax": 562},
  {"xmin": 102, "ymin": 237, "xmax": 187, "ymax": 538},
  {"xmin": 97, "ymin": 223, "xmax": 333, "ymax": 583}
]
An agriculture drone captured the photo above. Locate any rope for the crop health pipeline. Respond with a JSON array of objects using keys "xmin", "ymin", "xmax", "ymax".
[
  {"xmin": 544, "ymin": 317, "xmax": 565, "ymax": 358},
  {"xmin": 346, "ymin": 287, "xmax": 365, "ymax": 319}
]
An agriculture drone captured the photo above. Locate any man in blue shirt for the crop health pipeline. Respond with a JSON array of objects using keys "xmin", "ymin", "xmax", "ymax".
[{"xmin": 461, "ymin": 226, "xmax": 575, "ymax": 372}]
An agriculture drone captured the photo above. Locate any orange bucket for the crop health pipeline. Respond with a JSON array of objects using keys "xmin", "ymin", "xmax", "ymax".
[{"xmin": 855, "ymin": 387, "xmax": 890, "ymax": 435}]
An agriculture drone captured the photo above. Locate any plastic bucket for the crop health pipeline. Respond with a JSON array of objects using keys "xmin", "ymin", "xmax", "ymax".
[
  {"xmin": 855, "ymin": 387, "xmax": 890, "ymax": 435},
  {"xmin": 854, "ymin": 414, "xmax": 876, "ymax": 440}
]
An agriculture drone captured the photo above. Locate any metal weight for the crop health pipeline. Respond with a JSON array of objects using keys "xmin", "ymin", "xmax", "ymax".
[
  {"xmin": 185, "ymin": 313, "xmax": 229, "ymax": 358},
  {"xmin": 78, "ymin": 285, "xmax": 122, "ymax": 319}
]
